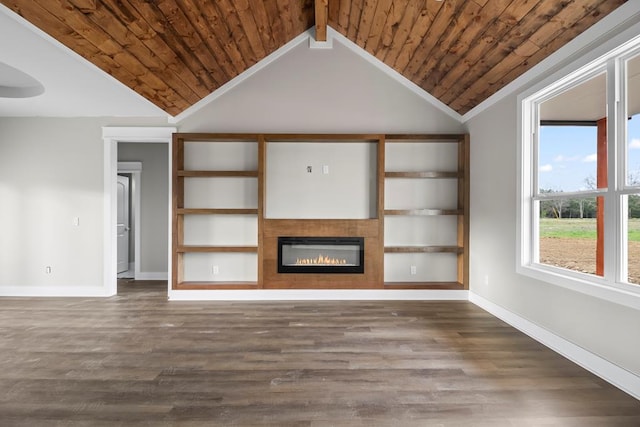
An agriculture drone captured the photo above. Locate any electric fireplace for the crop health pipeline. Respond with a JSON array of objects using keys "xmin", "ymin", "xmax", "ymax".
[{"xmin": 278, "ymin": 237, "xmax": 364, "ymax": 274}]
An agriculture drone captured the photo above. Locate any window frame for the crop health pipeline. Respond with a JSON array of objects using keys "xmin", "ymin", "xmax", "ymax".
[{"xmin": 518, "ymin": 35, "xmax": 640, "ymax": 309}]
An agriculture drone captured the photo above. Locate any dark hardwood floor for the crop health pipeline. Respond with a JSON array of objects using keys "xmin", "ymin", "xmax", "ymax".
[{"xmin": 0, "ymin": 280, "xmax": 638, "ymax": 426}]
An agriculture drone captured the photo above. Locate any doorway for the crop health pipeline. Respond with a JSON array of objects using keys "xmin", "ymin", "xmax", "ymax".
[
  {"xmin": 103, "ymin": 127, "xmax": 175, "ymax": 296},
  {"xmin": 116, "ymin": 161, "xmax": 142, "ymax": 279},
  {"xmin": 118, "ymin": 143, "xmax": 169, "ymax": 284},
  {"xmin": 117, "ymin": 173, "xmax": 131, "ymax": 276}
]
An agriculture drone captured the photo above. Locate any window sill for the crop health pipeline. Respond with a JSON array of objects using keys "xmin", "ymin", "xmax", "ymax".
[{"xmin": 517, "ymin": 263, "xmax": 640, "ymax": 310}]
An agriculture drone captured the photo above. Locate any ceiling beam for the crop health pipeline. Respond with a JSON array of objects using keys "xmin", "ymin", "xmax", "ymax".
[{"xmin": 315, "ymin": 0, "xmax": 328, "ymax": 42}]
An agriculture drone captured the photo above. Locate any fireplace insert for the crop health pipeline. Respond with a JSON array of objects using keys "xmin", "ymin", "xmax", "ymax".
[{"xmin": 278, "ymin": 237, "xmax": 364, "ymax": 274}]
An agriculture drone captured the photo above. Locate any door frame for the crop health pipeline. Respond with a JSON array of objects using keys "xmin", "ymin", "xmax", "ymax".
[
  {"xmin": 103, "ymin": 127, "xmax": 175, "ymax": 296},
  {"xmin": 117, "ymin": 162, "xmax": 142, "ymax": 277}
]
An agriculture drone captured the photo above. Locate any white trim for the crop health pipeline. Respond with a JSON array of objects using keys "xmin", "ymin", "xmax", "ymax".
[
  {"xmin": 103, "ymin": 133, "xmax": 117, "ymax": 297},
  {"xmin": 469, "ymin": 292, "xmax": 640, "ymax": 400},
  {"xmin": 309, "ymin": 28, "xmax": 333, "ymax": 49},
  {"xmin": 463, "ymin": 2, "xmax": 640, "ymax": 123},
  {"xmin": 517, "ymin": 265, "xmax": 640, "ymax": 311},
  {"xmin": 170, "ymin": 26, "xmax": 462, "ymax": 124},
  {"xmin": 117, "ymin": 162, "xmax": 142, "ymax": 172},
  {"xmin": 103, "ymin": 127, "xmax": 175, "ymax": 296},
  {"xmin": 309, "ymin": 38, "xmax": 333, "ymax": 49},
  {"xmin": 168, "ymin": 289, "xmax": 468, "ymax": 301},
  {"xmin": 135, "ymin": 272, "xmax": 168, "ymax": 281},
  {"xmin": 0, "ymin": 286, "xmax": 111, "ymax": 298},
  {"xmin": 103, "ymin": 127, "xmax": 175, "ymax": 140}
]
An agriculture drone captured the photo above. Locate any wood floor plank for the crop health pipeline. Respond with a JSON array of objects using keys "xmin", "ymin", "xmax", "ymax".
[{"xmin": 0, "ymin": 279, "xmax": 637, "ymax": 425}]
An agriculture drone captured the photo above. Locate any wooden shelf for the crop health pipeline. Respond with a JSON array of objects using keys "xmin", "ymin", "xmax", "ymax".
[
  {"xmin": 384, "ymin": 209, "xmax": 462, "ymax": 216},
  {"xmin": 177, "ymin": 170, "xmax": 258, "ymax": 177},
  {"xmin": 385, "ymin": 134, "xmax": 466, "ymax": 142},
  {"xmin": 177, "ymin": 208, "xmax": 258, "ymax": 215},
  {"xmin": 177, "ymin": 245, "xmax": 258, "ymax": 253},
  {"xmin": 385, "ymin": 171, "xmax": 459, "ymax": 179},
  {"xmin": 384, "ymin": 246, "xmax": 463, "ymax": 254}
]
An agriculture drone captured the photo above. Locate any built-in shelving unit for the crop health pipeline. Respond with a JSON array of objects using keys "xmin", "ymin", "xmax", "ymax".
[
  {"xmin": 172, "ymin": 133, "xmax": 469, "ymax": 291},
  {"xmin": 382, "ymin": 134, "xmax": 469, "ymax": 289},
  {"xmin": 172, "ymin": 134, "xmax": 262, "ymax": 290}
]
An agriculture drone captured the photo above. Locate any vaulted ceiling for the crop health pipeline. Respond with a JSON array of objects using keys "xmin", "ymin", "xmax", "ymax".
[{"xmin": 0, "ymin": 0, "xmax": 628, "ymax": 117}]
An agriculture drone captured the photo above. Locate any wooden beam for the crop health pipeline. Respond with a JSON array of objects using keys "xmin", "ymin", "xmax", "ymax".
[{"xmin": 315, "ymin": 0, "xmax": 328, "ymax": 42}]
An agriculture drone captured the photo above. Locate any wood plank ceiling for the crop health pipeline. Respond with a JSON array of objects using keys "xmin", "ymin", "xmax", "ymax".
[{"xmin": 0, "ymin": 0, "xmax": 628, "ymax": 116}]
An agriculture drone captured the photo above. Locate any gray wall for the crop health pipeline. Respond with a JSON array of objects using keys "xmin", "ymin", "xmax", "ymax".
[
  {"xmin": 179, "ymin": 37, "xmax": 463, "ymax": 133},
  {"xmin": 118, "ymin": 143, "xmax": 169, "ymax": 275},
  {"xmin": 0, "ymin": 117, "xmax": 105, "ymax": 289},
  {"xmin": 266, "ymin": 142, "xmax": 377, "ymax": 219},
  {"xmin": 466, "ymin": 16, "xmax": 640, "ymax": 375},
  {"xmin": 0, "ymin": 117, "xmax": 167, "ymax": 292},
  {"xmin": 468, "ymin": 92, "xmax": 640, "ymax": 377}
]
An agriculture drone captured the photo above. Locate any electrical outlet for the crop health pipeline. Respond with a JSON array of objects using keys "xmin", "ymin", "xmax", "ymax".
[
  {"xmin": 45, "ymin": 266, "xmax": 52, "ymax": 274},
  {"xmin": 484, "ymin": 275, "xmax": 489, "ymax": 286},
  {"xmin": 322, "ymin": 165, "xmax": 329, "ymax": 174},
  {"xmin": 410, "ymin": 265, "xmax": 417, "ymax": 275},
  {"xmin": 212, "ymin": 265, "xmax": 219, "ymax": 275},
  {"xmin": 73, "ymin": 217, "xmax": 80, "ymax": 226}
]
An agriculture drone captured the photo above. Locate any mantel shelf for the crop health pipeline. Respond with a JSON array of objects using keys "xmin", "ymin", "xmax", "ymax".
[
  {"xmin": 177, "ymin": 208, "xmax": 258, "ymax": 215},
  {"xmin": 384, "ymin": 171, "xmax": 459, "ymax": 179},
  {"xmin": 177, "ymin": 245, "xmax": 258, "ymax": 253},
  {"xmin": 177, "ymin": 170, "xmax": 258, "ymax": 177},
  {"xmin": 385, "ymin": 134, "xmax": 466, "ymax": 142},
  {"xmin": 384, "ymin": 246, "xmax": 462, "ymax": 254},
  {"xmin": 384, "ymin": 209, "xmax": 462, "ymax": 216}
]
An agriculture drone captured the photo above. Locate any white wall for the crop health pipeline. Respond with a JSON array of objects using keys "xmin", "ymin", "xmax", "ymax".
[
  {"xmin": 117, "ymin": 143, "xmax": 169, "ymax": 275},
  {"xmin": 0, "ymin": 118, "xmax": 105, "ymax": 292},
  {"xmin": 466, "ymin": 37, "xmax": 640, "ymax": 379}
]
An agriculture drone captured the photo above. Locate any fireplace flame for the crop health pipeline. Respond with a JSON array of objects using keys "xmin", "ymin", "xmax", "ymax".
[{"xmin": 295, "ymin": 254, "xmax": 348, "ymax": 265}]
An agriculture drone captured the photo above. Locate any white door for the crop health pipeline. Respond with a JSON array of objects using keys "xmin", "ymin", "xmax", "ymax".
[{"xmin": 117, "ymin": 175, "xmax": 130, "ymax": 274}]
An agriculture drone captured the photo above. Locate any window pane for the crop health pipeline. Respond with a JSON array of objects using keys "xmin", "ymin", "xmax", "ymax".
[
  {"xmin": 538, "ymin": 72, "xmax": 606, "ymax": 193},
  {"xmin": 627, "ymin": 194, "xmax": 640, "ymax": 285},
  {"xmin": 626, "ymin": 54, "xmax": 640, "ymax": 185},
  {"xmin": 538, "ymin": 196, "xmax": 602, "ymax": 276}
]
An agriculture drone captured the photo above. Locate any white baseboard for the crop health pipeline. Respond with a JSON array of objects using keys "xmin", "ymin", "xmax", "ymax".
[
  {"xmin": 469, "ymin": 291, "xmax": 640, "ymax": 400},
  {"xmin": 0, "ymin": 286, "xmax": 111, "ymax": 297},
  {"xmin": 135, "ymin": 272, "xmax": 168, "ymax": 280},
  {"xmin": 168, "ymin": 289, "xmax": 468, "ymax": 301}
]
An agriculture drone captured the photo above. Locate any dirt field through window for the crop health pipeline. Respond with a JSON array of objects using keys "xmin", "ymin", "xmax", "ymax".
[{"xmin": 540, "ymin": 237, "xmax": 640, "ymax": 284}]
